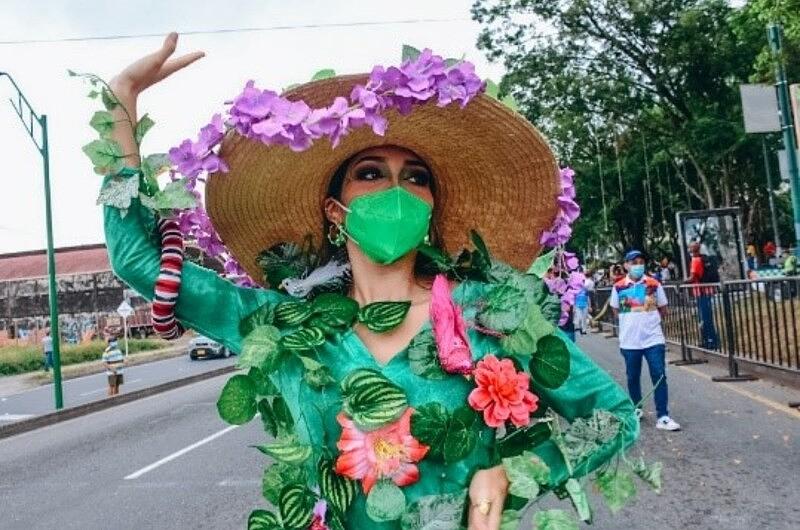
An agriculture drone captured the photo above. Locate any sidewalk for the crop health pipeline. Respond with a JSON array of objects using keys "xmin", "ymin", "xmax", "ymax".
[{"xmin": 532, "ymin": 333, "xmax": 800, "ymax": 529}]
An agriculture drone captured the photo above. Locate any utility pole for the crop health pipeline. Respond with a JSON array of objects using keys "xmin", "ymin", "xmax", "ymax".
[
  {"xmin": 768, "ymin": 24, "xmax": 800, "ymax": 255},
  {"xmin": 1, "ymin": 72, "xmax": 63, "ymax": 409}
]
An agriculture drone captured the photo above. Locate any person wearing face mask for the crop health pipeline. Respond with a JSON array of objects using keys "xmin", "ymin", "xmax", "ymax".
[
  {"xmin": 95, "ymin": 34, "xmax": 642, "ymax": 530},
  {"xmin": 609, "ymin": 250, "xmax": 680, "ymax": 431}
]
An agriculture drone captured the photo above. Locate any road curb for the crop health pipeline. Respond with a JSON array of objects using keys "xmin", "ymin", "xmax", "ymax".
[{"xmin": 0, "ymin": 364, "xmax": 236, "ymax": 440}]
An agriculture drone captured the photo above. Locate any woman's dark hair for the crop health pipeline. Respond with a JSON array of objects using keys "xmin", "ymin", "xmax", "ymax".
[{"xmin": 321, "ymin": 148, "xmax": 445, "ymax": 282}]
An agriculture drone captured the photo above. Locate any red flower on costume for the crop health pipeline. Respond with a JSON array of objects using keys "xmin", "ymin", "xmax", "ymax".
[
  {"xmin": 468, "ymin": 354, "xmax": 539, "ymax": 427},
  {"xmin": 334, "ymin": 408, "xmax": 429, "ymax": 494},
  {"xmin": 430, "ymin": 274, "xmax": 473, "ymax": 375}
]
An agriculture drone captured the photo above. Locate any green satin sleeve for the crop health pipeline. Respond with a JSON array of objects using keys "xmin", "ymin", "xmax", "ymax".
[
  {"xmin": 102, "ymin": 173, "xmax": 284, "ymax": 352},
  {"xmin": 529, "ymin": 330, "xmax": 640, "ymax": 487}
]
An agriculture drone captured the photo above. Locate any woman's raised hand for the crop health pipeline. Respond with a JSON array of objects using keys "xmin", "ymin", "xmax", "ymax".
[
  {"xmin": 107, "ymin": 32, "xmax": 204, "ymax": 167},
  {"xmin": 110, "ymin": 32, "xmax": 204, "ymax": 98}
]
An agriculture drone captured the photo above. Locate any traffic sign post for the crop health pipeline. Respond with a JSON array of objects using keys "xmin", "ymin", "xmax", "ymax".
[{"xmin": 117, "ymin": 301, "xmax": 134, "ymax": 357}]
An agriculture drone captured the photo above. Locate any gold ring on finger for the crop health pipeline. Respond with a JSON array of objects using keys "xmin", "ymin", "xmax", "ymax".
[{"xmin": 472, "ymin": 498, "xmax": 492, "ymax": 515}]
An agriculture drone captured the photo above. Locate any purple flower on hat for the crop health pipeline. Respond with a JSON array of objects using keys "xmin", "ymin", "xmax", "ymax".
[
  {"xmin": 168, "ymin": 139, "xmax": 205, "ymax": 178},
  {"xmin": 197, "ymin": 113, "xmax": 225, "ymax": 152}
]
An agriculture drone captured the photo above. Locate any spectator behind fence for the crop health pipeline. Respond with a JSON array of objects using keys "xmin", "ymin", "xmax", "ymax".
[
  {"xmin": 688, "ymin": 242, "xmax": 720, "ymax": 350},
  {"xmin": 41, "ymin": 328, "xmax": 53, "ymax": 372},
  {"xmin": 610, "ymin": 249, "xmax": 681, "ymax": 431}
]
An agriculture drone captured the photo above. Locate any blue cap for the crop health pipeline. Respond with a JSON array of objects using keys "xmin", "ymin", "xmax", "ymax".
[{"xmin": 624, "ymin": 250, "xmax": 643, "ymax": 262}]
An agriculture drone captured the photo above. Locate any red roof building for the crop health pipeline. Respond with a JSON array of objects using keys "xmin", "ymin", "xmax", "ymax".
[{"xmin": 0, "ymin": 243, "xmax": 112, "ymax": 281}]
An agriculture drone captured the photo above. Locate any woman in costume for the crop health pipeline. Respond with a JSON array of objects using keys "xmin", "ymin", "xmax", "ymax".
[{"xmin": 94, "ymin": 33, "xmax": 642, "ymax": 530}]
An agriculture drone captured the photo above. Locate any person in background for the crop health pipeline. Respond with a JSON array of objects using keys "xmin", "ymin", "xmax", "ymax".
[
  {"xmin": 688, "ymin": 241, "xmax": 720, "ymax": 350},
  {"xmin": 763, "ymin": 240, "xmax": 777, "ymax": 267},
  {"xmin": 573, "ymin": 280, "xmax": 591, "ymax": 335},
  {"xmin": 611, "ymin": 263, "xmax": 626, "ymax": 283},
  {"xmin": 41, "ymin": 328, "xmax": 53, "ymax": 372},
  {"xmin": 610, "ymin": 250, "xmax": 680, "ymax": 431},
  {"xmin": 659, "ymin": 257, "xmax": 672, "ymax": 282},
  {"xmin": 746, "ymin": 243, "xmax": 758, "ymax": 271},
  {"xmin": 102, "ymin": 330, "xmax": 125, "ymax": 396}
]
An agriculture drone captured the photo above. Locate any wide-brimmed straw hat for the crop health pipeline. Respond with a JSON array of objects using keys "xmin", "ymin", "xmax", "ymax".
[{"xmin": 206, "ymin": 74, "xmax": 559, "ymax": 283}]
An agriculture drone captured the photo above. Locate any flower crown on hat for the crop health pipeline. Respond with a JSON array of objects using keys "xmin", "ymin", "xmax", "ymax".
[{"xmin": 74, "ymin": 46, "xmax": 579, "ymax": 295}]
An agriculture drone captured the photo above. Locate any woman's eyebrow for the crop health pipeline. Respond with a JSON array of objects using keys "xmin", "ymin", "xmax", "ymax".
[{"xmin": 352, "ymin": 156, "xmax": 386, "ymax": 164}]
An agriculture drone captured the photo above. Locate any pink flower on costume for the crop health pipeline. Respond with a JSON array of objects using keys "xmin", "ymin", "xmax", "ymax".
[
  {"xmin": 308, "ymin": 499, "xmax": 329, "ymax": 530},
  {"xmin": 430, "ymin": 274, "xmax": 473, "ymax": 375},
  {"xmin": 468, "ymin": 355, "xmax": 539, "ymax": 428},
  {"xmin": 334, "ymin": 408, "xmax": 429, "ymax": 494}
]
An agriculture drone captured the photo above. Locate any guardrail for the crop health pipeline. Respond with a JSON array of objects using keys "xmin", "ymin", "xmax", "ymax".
[{"xmin": 594, "ymin": 277, "xmax": 800, "ymax": 380}]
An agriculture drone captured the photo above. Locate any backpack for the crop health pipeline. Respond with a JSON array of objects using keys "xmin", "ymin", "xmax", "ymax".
[{"xmin": 700, "ymin": 254, "xmax": 720, "ymax": 283}]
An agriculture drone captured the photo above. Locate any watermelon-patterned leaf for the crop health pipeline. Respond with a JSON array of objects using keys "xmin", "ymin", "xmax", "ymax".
[
  {"xmin": 357, "ymin": 301, "xmax": 411, "ymax": 333},
  {"xmin": 278, "ymin": 484, "xmax": 315, "ymax": 529},
  {"xmin": 247, "ymin": 509, "xmax": 282, "ymax": 530},
  {"xmin": 280, "ymin": 327, "xmax": 326, "ymax": 351},
  {"xmin": 255, "ymin": 436, "xmax": 313, "ymax": 465},
  {"xmin": 311, "ymin": 293, "xmax": 359, "ymax": 327},
  {"xmin": 262, "ymin": 461, "xmax": 307, "ymax": 505},
  {"xmin": 410, "ymin": 402, "xmax": 449, "ymax": 458},
  {"xmin": 318, "ymin": 457, "xmax": 357, "ymax": 514},
  {"xmin": 274, "ymin": 300, "xmax": 315, "ymax": 327},
  {"xmin": 341, "ymin": 369, "xmax": 408, "ymax": 430}
]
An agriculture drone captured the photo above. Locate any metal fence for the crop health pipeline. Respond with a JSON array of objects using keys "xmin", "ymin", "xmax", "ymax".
[{"xmin": 594, "ymin": 277, "xmax": 800, "ymax": 378}]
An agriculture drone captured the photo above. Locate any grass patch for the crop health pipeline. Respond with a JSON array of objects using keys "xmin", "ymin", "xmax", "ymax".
[{"xmin": 0, "ymin": 339, "xmax": 167, "ymax": 376}]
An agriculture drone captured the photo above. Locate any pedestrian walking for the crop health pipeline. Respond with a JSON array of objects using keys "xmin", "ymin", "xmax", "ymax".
[
  {"xmin": 688, "ymin": 241, "xmax": 720, "ymax": 350},
  {"xmin": 610, "ymin": 250, "xmax": 681, "ymax": 431},
  {"xmin": 41, "ymin": 328, "xmax": 53, "ymax": 372},
  {"xmin": 102, "ymin": 330, "xmax": 125, "ymax": 396},
  {"xmin": 573, "ymin": 280, "xmax": 591, "ymax": 334}
]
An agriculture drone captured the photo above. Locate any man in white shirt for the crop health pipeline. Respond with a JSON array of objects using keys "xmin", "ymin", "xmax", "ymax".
[{"xmin": 609, "ymin": 250, "xmax": 680, "ymax": 431}]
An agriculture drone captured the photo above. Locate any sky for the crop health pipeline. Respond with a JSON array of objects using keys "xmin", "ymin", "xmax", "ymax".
[{"xmin": 0, "ymin": 0, "xmax": 505, "ymax": 254}]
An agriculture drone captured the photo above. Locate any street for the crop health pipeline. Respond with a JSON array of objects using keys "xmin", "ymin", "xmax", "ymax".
[
  {"xmin": 1, "ymin": 334, "xmax": 798, "ymax": 530},
  {"xmin": 0, "ymin": 354, "xmax": 236, "ymax": 423}
]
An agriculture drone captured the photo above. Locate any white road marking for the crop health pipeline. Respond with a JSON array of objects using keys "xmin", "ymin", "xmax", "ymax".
[
  {"xmin": 124, "ymin": 424, "xmax": 239, "ymax": 480},
  {"xmin": 79, "ymin": 379, "xmax": 142, "ymax": 397},
  {"xmin": 0, "ymin": 413, "xmax": 36, "ymax": 422}
]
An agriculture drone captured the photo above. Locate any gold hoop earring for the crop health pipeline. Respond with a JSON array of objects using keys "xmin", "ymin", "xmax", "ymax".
[{"xmin": 328, "ymin": 224, "xmax": 346, "ymax": 247}]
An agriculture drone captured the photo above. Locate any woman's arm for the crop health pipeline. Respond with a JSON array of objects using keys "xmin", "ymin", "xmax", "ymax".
[
  {"xmin": 528, "ymin": 331, "xmax": 640, "ymax": 487},
  {"xmin": 102, "ymin": 33, "xmax": 282, "ymax": 352}
]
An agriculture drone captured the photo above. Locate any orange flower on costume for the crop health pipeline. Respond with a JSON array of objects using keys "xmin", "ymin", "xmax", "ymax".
[
  {"xmin": 334, "ymin": 408, "xmax": 429, "ymax": 494},
  {"xmin": 468, "ymin": 354, "xmax": 539, "ymax": 428}
]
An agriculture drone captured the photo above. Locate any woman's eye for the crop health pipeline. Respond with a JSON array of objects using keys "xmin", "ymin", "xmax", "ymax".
[
  {"xmin": 354, "ymin": 167, "xmax": 384, "ymax": 181},
  {"xmin": 406, "ymin": 170, "xmax": 431, "ymax": 187}
]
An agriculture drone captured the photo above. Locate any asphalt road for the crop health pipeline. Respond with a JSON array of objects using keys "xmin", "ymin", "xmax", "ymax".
[
  {"xmin": 1, "ymin": 335, "xmax": 798, "ymax": 530},
  {"xmin": 0, "ymin": 354, "xmax": 236, "ymax": 423}
]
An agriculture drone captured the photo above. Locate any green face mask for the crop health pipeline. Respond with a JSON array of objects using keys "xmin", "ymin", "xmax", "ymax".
[{"xmin": 337, "ymin": 186, "xmax": 433, "ymax": 265}]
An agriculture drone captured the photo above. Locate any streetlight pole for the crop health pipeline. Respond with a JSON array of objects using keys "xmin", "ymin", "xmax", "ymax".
[
  {"xmin": 768, "ymin": 24, "xmax": 800, "ymax": 255},
  {"xmin": 1, "ymin": 72, "xmax": 63, "ymax": 409}
]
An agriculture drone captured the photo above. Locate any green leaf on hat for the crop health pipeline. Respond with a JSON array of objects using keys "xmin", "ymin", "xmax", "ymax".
[
  {"xmin": 527, "ymin": 248, "xmax": 556, "ymax": 278},
  {"xmin": 247, "ymin": 509, "xmax": 282, "ymax": 530},
  {"xmin": 407, "ymin": 330, "xmax": 446, "ymax": 379},
  {"xmin": 311, "ymin": 68, "xmax": 336, "ymax": 81},
  {"xmin": 484, "ymin": 79, "xmax": 500, "ymax": 99},
  {"xmin": 256, "ymin": 436, "xmax": 313, "ymax": 465},
  {"xmin": 594, "ymin": 469, "xmax": 636, "ymax": 514},
  {"xmin": 366, "ymin": 479, "xmax": 406, "ymax": 522},
  {"xmin": 84, "ymin": 139, "xmax": 124, "ymax": 173},
  {"xmin": 89, "ymin": 110, "xmax": 115, "ymax": 137},
  {"xmin": 240, "ymin": 302, "xmax": 276, "ymax": 337},
  {"xmin": 141, "ymin": 178, "xmax": 197, "ymax": 212},
  {"xmin": 501, "ymin": 93, "xmax": 520, "ymax": 112},
  {"xmin": 501, "ymin": 304, "xmax": 555, "ymax": 356},
  {"xmin": 95, "ymin": 172, "xmax": 139, "ymax": 215},
  {"xmin": 262, "ymin": 461, "xmax": 307, "ymax": 505},
  {"xmin": 341, "ymin": 369, "xmax": 408, "ymax": 430},
  {"xmin": 217, "ymin": 374, "xmax": 257, "ymax": 425},
  {"xmin": 358, "ymin": 301, "xmax": 411, "ymax": 333},
  {"xmin": 401, "ymin": 44, "xmax": 421, "ymax": 62},
  {"xmin": 565, "ymin": 478, "xmax": 592, "ymax": 523},
  {"xmin": 134, "ymin": 113, "xmax": 155, "ymax": 144},
  {"xmin": 530, "ymin": 335, "xmax": 570, "ymax": 389},
  {"xmin": 400, "ymin": 491, "xmax": 467, "ymax": 530},
  {"xmin": 533, "ymin": 509, "xmax": 579, "ymax": 530},
  {"xmin": 477, "ymin": 284, "xmax": 528, "ymax": 333},
  {"xmin": 238, "ymin": 325, "xmax": 282, "ymax": 371}
]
